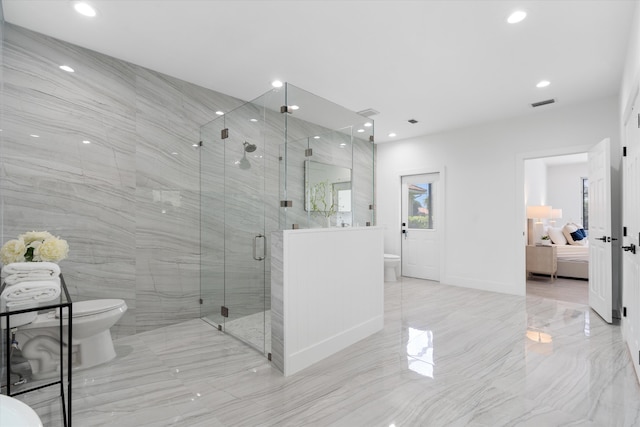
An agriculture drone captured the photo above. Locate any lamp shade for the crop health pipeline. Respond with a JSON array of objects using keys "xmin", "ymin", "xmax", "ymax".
[
  {"xmin": 526, "ymin": 205, "xmax": 552, "ymax": 219},
  {"xmin": 551, "ymin": 209, "xmax": 563, "ymax": 219}
]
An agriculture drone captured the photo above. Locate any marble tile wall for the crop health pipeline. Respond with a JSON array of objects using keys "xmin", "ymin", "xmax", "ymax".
[
  {"xmin": 0, "ymin": 23, "xmax": 243, "ymax": 337},
  {"xmin": 1, "ymin": 23, "xmax": 375, "ymax": 340}
]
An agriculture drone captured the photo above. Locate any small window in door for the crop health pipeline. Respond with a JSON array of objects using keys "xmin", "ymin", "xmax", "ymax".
[{"xmin": 408, "ymin": 183, "xmax": 433, "ymax": 229}]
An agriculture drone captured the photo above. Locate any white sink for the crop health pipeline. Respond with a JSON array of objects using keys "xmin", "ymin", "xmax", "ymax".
[{"xmin": 0, "ymin": 395, "xmax": 43, "ymax": 427}]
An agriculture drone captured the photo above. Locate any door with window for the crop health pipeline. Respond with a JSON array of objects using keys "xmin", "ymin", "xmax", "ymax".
[{"xmin": 401, "ymin": 173, "xmax": 440, "ymax": 281}]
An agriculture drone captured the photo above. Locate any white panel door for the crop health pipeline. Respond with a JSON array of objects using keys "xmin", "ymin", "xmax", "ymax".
[
  {"xmin": 588, "ymin": 138, "xmax": 613, "ymax": 323},
  {"xmin": 401, "ymin": 173, "xmax": 440, "ymax": 281},
  {"xmin": 623, "ymin": 93, "xmax": 640, "ymax": 379}
]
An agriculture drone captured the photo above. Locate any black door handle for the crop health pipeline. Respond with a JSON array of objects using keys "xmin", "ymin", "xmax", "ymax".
[
  {"xmin": 595, "ymin": 236, "xmax": 607, "ymax": 242},
  {"xmin": 622, "ymin": 244, "xmax": 637, "ymax": 254}
]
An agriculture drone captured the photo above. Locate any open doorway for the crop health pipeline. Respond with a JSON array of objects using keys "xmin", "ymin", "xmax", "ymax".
[{"xmin": 524, "ymin": 153, "xmax": 589, "ymax": 305}]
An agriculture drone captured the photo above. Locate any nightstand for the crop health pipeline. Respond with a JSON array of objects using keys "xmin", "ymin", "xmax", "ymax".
[{"xmin": 526, "ymin": 245, "xmax": 557, "ymax": 282}]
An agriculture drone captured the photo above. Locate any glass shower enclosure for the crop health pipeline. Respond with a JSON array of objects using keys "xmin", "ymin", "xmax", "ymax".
[{"xmin": 200, "ymin": 83, "xmax": 375, "ymax": 356}]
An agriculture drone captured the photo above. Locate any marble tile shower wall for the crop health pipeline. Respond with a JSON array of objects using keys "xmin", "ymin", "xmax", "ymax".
[
  {"xmin": 0, "ymin": 24, "xmax": 244, "ymax": 337},
  {"xmin": 1, "ymin": 24, "xmax": 375, "ymax": 339}
]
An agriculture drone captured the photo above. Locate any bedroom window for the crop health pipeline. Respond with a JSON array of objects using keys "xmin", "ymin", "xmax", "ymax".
[{"xmin": 582, "ymin": 177, "xmax": 589, "ymax": 230}]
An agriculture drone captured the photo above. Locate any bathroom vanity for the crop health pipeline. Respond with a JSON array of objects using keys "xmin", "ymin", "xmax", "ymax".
[{"xmin": 270, "ymin": 227, "xmax": 384, "ymax": 376}]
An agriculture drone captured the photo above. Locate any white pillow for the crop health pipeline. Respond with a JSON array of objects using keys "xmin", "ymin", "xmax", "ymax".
[{"xmin": 548, "ymin": 227, "xmax": 567, "ymax": 245}]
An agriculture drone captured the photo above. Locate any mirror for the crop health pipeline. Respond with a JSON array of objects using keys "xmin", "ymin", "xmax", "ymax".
[{"xmin": 305, "ymin": 160, "xmax": 352, "ymax": 212}]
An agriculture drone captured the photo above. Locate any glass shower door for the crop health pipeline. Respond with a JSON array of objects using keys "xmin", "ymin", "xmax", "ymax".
[{"xmin": 222, "ymin": 101, "xmax": 267, "ymax": 353}]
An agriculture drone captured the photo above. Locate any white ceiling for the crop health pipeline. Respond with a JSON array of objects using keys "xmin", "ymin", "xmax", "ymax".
[{"xmin": 2, "ymin": 0, "xmax": 637, "ymax": 142}]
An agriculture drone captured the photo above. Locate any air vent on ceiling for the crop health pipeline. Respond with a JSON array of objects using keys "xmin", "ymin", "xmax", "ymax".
[
  {"xmin": 531, "ymin": 98, "xmax": 556, "ymax": 108},
  {"xmin": 408, "ymin": 119, "xmax": 418, "ymax": 124},
  {"xmin": 357, "ymin": 108, "xmax": 380, "ymax": 117}
]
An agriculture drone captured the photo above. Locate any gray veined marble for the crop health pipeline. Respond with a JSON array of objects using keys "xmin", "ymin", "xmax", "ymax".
[
  {"xmin": 2, "ymin": 20, "xmax": 377, "ymax": 345},
  {"xmin": 14, "ymin": 277, "xmax": 640, "ymax": 427}
]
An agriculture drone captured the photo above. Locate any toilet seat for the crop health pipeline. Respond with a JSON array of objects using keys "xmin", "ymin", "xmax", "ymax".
[
  {"xmin": 56, "ymin": 299, "xmax": 126, "ymax": 319},
  {"xmin": 18, "ymin": 299, "xmax": 126, "ymax": 330}
]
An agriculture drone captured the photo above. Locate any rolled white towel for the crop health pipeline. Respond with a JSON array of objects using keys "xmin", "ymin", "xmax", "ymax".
[
  {"xmin": 1, "ymin": 279, "xmax": 61, "ymax": 307},
  {"xmin": 1, "ymin": 261, "xmax": 61, "ymax": 277},
  {"xmin": 4, "ymin": 271, "xmax": 60, "ymax": 286}
]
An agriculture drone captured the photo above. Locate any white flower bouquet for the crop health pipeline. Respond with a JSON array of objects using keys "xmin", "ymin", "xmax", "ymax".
[{"xmin": 0, "ymin": 231, "xmax": 69, "ymax": 265}]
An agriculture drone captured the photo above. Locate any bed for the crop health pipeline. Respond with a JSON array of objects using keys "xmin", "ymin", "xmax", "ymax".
[{"xmin": 553, "ymin": 244, "xmax": 589, "ymax": 279}]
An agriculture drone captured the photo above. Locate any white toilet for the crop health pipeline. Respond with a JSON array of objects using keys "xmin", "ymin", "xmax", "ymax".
[
  {"xmin": 384, "ymin": 254, "xmax": 401, "ymax": 282},
  {"xmin": 0, "ymin": 395, "xmax": 43, "ymax": 427},
  {"xmin": 15, "ymin": 299, "xmax": 127, "ymax": 379}
]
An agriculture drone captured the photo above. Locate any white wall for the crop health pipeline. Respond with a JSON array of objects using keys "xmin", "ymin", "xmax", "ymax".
[
  {"xmin": 524, "ymin": 158, "xmax": 547, "ymax": 206},
  {"xmin": 376, "ymin": 96, "xmax": 619, "ymax": 296},
  {"xmin": 546, "ymin": 162, "xmax": 588, "ymax": 227}
]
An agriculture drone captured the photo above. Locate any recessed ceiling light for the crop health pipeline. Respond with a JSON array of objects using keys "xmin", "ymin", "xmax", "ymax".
[
  {"xmin": 388, "ymin": 133, "xmax": 397, "ymax": 137},
  {"xmin": 82, "ymin": 140, "xmax": 91, "ymax": 144},
  {"xmin": 357, "ymin": 129, "xmax": 365, "ymax": 133},
  {"xmin": 74, "ymin": 2, "xmax": 97, "ymax": 17},
  {"xmin": 290, "ymin": 105, "xmax": 299, "ymax": 110},
  {"xmin": 507, "ymin": 10, "xmax": 527, "ymax": 24},
  {"xmin": 271, "ymin": 80, "xmax": 283, "ymax": 88},
  {"xmin": 313, "ymin": 136, "xmax": 320, "ymax": 139},
  {"xmin": 30, "ymin": 134, "xmax": 40, "ymax": 138},
  {"xmin": 250, "ymin": 118, "xmax": 258, "ymax": 122},
  {"xmin": 171, "ymin": 152, "xmax": 178, "ymax": 155},
  {"xmin": 536, "ymin": 80, "xmax": 551, "ymax": 88},
  {"xmin": 59, "ymin": 65, "xmax": 74, "ymax": 73},
  {"xmin": 339, "ymin": 143, "xmax": 347, "ymax": 148},
  {"xmin": 192, "ymin": 143, "xmax": 199, "ymax": 147},
  {"xmin": 215, "ymin": 111, "xmax": 224, "ymax": 115},
  {"xmin": 364, "ymin": 122, "xmax": 372, "ymax": 127}
]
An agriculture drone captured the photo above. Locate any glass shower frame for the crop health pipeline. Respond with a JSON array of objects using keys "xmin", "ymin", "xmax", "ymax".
[{"xmin": 200, "ymin": 83, "xmax": 375, "ymax": 356}]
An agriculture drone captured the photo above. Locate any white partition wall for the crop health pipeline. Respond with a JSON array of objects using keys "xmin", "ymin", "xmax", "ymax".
[{"xmin": 271, "ymin": 227, "xmax": 384, "ymax": 376}]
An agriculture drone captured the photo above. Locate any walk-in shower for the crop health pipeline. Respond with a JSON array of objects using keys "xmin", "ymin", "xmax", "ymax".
[{"xmin": 199, "ymin": 83, "xmax": 375, "ymax": 357}]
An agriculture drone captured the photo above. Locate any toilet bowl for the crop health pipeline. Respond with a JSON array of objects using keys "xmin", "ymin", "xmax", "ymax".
[
  {"xmin": 16, "ymin": 299, "xmax": 127, "ymax": 380},
  {"xmin": 384, "ymin": 254, "xmax": 401, "ymax": 282},
  {"xmin": 0, "ymin": 395, "xmax": 43, "ymax": 427}
]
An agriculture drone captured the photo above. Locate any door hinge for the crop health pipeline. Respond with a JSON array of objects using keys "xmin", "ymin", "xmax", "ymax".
[
  {"xmin": 198, "ymin": 140, "xmax": 203, "ymax": 147},
  {"xmin": 267, "ymin": 353, "xmax": 272, "ymax": 361},
  {"xmin": 624, "ymin": 226, "xmax": 628, "ymax": 237},
  {"xmin": 280, "ymin": 105, "xmax": 292, "ymax": 114},
  {"xmin": 624, "ymin": 306, "xmax": 627, "ymax": 317},
  {"xmin": 221, "ymin": 128, "xmax": 229, "ymax": 139},
  {"xmin": 369, "ymin": 135, "xmax": 374, "ymax": 143},
  {"xmin": 280, "ymin": 200, "xmax": 293, "ymax": 208},
  {"xmin": 199, "ymin": 298, "xmax": 203, "ymax": 305},
  {"xmin": 221, "ymin": 306, "xmax": 229, "ymax": 318},
  {"xmin": 623, "ymin": 146, "xmax": 627, "ymax": 157},
  {"xmin": 305, "ymin": 148, "xmax": 313, "ymax": 157}
]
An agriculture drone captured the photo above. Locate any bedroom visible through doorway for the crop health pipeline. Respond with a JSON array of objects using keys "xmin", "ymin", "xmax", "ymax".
[{"xmin": 524, "ymin": 153, "xmax": 589, "ymax": 305}]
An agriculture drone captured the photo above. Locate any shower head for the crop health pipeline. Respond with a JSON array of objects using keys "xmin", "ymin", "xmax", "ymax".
[{"xmin": 243, "ymin": 142, "xmax": 257, "ymax": 153}]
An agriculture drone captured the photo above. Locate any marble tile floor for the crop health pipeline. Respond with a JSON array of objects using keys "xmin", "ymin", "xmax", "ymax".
[
  {"xmin": 527, "ymin": 276, "xmax": 589, "ymax": 305},
  {"xmin": 216, "ymin": 310, "xmax": 272, "ymax": 354},
  {"xmin": 15, "ymin": 277, "xmax": 640, "ymax": 426}
]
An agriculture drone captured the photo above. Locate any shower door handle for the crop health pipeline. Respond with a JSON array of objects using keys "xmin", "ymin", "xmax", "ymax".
[{"xmin": 253, "ymin": 234, "xmax": 266, "ymax": 261}]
